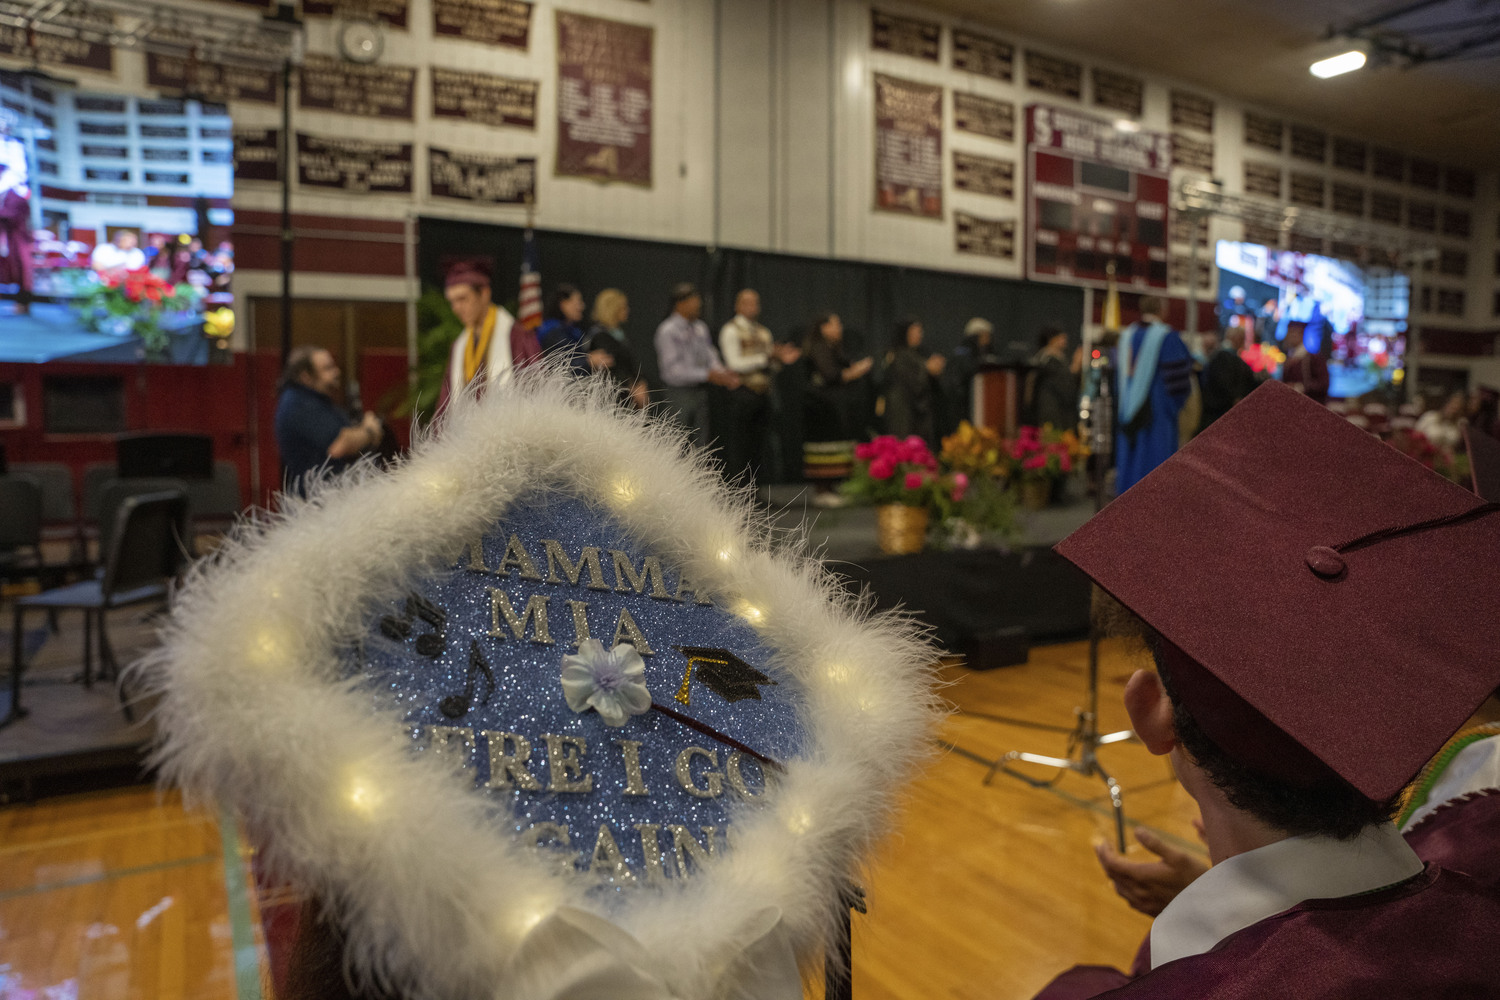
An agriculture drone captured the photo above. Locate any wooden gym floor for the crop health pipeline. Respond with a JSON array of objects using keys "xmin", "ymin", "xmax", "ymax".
[{"xmin": 0, "ymin": 634, "xmax": 1192, "ymax": 1000}]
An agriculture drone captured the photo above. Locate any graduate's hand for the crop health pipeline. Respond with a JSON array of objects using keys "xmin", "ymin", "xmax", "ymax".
[{"xmin": 1095, "ymin": 827, "xmax": 1208, "ymax": 918}]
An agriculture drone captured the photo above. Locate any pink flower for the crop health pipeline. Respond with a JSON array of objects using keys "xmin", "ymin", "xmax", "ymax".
[
  {"xmin": 951, "ymin": 472, "xmax": 969, "ymax": 501},
  {"xmin": 903, "ymin": 471, "xmax": 925, "ymax": 491},
  {"xmin": 1010, "ymin": 443, "xmax": 1026, "ymax": 461},
  {"xmin": 1059, "ymin": 454, "xmax": 1073, "ymax": 473},
  {"xmin": 854, "ymin": 442, "xmax": 875, "ymax": 461},
  {"xmin": 1019, "ymin": 425, "xmax": 1041, "ymax": 446},
  {"xmin": 1022, "ymin": 454, "xmax": 1047, "ymax": 471},
  {"xmin": 869, "ymin": 456, "xmax": 896, "ymax": 480}
]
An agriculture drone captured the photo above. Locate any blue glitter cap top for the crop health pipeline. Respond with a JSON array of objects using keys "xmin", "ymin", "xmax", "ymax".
[{"xmin": 359, "ymin": 491, "xmax": 804, "ymax": 887}]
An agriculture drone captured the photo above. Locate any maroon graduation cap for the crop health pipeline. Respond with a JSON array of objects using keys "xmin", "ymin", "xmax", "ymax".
[
  {"xmin": 442, "ymin": 256, "xmax": 492, "ymax": 289},
  {"xmin": 1056, "ymin": 381, "xmax": 1500, "ymax": 803},
  {"xmin": 1465, "ymin": 426, "xmax": 1500, "ymax": 503}
]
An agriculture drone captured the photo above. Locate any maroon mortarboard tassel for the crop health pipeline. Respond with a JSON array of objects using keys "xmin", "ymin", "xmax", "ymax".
[
  {"xmin": 1057, "ymin": 381, "xmax": 1500, "ymax": 803},
  {"xmin": 1465, "ymin": 426, "xmax": 1500, "ymax": 503}
]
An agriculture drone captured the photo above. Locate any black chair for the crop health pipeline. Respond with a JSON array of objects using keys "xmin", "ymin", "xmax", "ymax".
[
  {"xmin": 0, "ymin": 474, "xmax": 44, "ymax": 576},
  {"xmin": 4, "ymin": 490, "xmax": 190, "ymax": 729},
  {"xmin": 96, "ymin": 477, "xmax": 190, "ymax": 560},
  {"xmin": 10, "ymin": 460, "xmax": 81, "ymax": 556}
]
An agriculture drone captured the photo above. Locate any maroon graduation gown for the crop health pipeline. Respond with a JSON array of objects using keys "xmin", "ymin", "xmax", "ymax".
[
  {"xmin": 1402, "ymin": 789, "xmax": 1500, "ymax": 893},
  {"xmin": 1032, "ymin": 865, "xmax": 1500, "ymax": 999}
]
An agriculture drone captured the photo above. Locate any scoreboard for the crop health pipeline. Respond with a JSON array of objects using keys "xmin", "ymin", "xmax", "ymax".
[{"xmin": 1025, "ymin": 104, "xmax": 1172, "ymax": 290}]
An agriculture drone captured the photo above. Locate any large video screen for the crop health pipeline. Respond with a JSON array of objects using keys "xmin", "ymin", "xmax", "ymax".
[
  {"xmin": 1215, "ymin": 240, "xmax": 1408, "ymax": 399},
  {"xmin": 0, "ymin": 72, "xmax": 234, "ymax": 365}
]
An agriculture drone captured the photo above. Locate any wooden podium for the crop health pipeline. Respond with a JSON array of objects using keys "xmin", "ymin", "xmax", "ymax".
[{"xmin": 972, "ymin": 362, "xmax": 1030, "ymax": 437}]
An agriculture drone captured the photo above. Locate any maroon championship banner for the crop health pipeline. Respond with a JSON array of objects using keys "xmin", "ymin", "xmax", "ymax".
[
  {"xmin": 873, "ymin": 73, "xmax": 942, "ymax": 218},
  {"xmin": 234, "ymin": 128, "xmax": 282, "ymax": 183},
  {"xmin": 299, "ymin": 55, "xmax": 416, "ymax": 120},
  {"xmin": 296, "ymin": 133, "xmax": 413, "ymax": 194},
  {"xmin": 434, "ymin": 0, "xmax": 532, "ymax": 49},
  {"xmin": 303, "ymin": 0, "xmax": 410, "ymax": 28},
  {"xmin": 428, "ymin": 147, "xmax": 535, "ymax": 204},
  {"xmin": 1025, "ymin": 104, "xmax": 1170, "ymax": 289},
  {"xmin": 147, "ymin": 53, "xmax": 279, "ymax": 106},
  {"xmin": 951, "ymin": 29, "xmax": 1013, "ymax": 81},
  {"xmin": 431, "ymin": 68, "xmax": 536, "ymax": 129},
  {"xmin": 0, "ymin": 20, "xmax": 112, "ymax": 72},
  {"xmin": 555, "ymin": 11, "xmax": 652, "ymax": 186}
]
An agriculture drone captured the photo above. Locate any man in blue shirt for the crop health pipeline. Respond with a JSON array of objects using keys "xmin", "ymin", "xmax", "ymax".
[
  {"xmin": 653, "ymin": 283, "xmax": 740, "ymax": 447},
  {"xmin": 274, "ymin": 347, "xmax": 382, "ymax": 494}
]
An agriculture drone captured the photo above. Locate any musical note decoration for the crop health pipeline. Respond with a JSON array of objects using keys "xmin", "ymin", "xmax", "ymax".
[
  {"xmin": 380, "ymin": 593, "xmax": 448, "ymax": 658},
  {"xmin": 440, "ymin": 640, "xmax": 498, "ymax": 719},
  {"xmin": 671, "ymin": 646, "xmax": 776, "ymax": 707}
]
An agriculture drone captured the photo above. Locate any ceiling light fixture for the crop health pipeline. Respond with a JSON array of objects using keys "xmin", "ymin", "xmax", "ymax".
[{"xmin": 1310, "ymin": 49, "xmax": 1367, "ymax": 78}]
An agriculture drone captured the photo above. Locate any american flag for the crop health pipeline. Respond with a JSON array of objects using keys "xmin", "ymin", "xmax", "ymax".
[{"xmin": 517, "ymin": 228, "xmax": 542, "ymax": 333}]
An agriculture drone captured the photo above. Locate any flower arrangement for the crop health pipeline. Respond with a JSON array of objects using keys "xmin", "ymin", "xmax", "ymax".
[
  {"xmin": 842, "ymin": 435, "xmax": 940, "ymax": 508},
  {"xmin": 1009, "ymin": 425, "xmax": 1085, "ymax": 483},
  {"xmin": 938, "ymin": 420, "xmax": 1005, "ymax": 477},
  {"xmin": 79, "ymin": 268, "xmax": 199, "ymax": 357},
  {"xmin": 1240, "ymin": 343, "xmax": 1286, "ymax": 376},
  {"xmin": 1387, "ymin": 428, "xmax": 1470, "ymax": 486}
]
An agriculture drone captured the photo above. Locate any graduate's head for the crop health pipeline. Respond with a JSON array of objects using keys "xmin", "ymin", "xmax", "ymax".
[
  {"xmin": 444, "ymin": 260, "xmax": 493, "ymax": 328},
  {"xmin": 1059, "ymin": 381, "xmax": 1500, "ymax": 838},
  {"xmin": 1139, "ymin": 296, "xmax": 1164, "ymax": 320},
  {"xmin": 548, "ymin": 283, "xmax": 584, "ymax": 324},
  {"xmin": 735, "ymin": 289, "xmax": 760, "ymax": 320},
  {"xmin": 670, "ymin": 282, "xmax": 701, "ymax": 320}
]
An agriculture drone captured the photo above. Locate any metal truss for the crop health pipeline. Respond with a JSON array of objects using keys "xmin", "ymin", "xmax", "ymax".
[
  {"xmin": 1172, "ymin": 176, "xmax": 1438, "ymax": 263},
  {"xmin": 0, "ymin": 0, "xmax": 301, "ymax": 70}
]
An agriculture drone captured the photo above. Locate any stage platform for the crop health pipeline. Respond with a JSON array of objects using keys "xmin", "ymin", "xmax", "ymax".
[
  {"xmin": 766, "ymin": 482, "xmax": 1097, "ymax": 658},
  {"xmin": 0, "ymin": 302, "xmax": 209, "ymax": 364},
  {"xmin": 0, "ymin": 605, "xmax": 157, "ymax": 801}
]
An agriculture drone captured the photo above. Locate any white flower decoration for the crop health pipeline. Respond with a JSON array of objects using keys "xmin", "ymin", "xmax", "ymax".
[{"xmin": 560, "ymin": 639, "xmax": 652, "ymax": 727}]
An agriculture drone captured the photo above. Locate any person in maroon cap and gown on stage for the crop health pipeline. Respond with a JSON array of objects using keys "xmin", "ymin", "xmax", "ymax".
[
  {"xmin": 1028, "ymin": 380, "xmax": 1500, "ymax": 999},
  {"xmin": 0, "ymin": 161, "xmax": 35, "ymax": 316},
  {"xmin": 437, "ymin": 259, "xmax": 542, "ymax": 412}
]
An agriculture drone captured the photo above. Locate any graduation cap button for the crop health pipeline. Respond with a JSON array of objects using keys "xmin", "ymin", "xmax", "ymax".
[{"xmin": 1305, "ymin": 546, "xmax": 1346, "ymax": 579}]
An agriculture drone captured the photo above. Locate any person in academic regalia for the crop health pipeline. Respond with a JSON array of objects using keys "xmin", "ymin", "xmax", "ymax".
[
  {"xmin": 883, "ymin": 317, "xmax": 945, "ymax": 449},
  {"xmin": 1031, "ymin": 380, "xmax": 1500, "ymax": 1000},
  {"xmin": 438, "ymin": 259, "xmax": 542, "ymax": 412},
  {"xmin": 1114, "ymin": 297, "xmax": 1193, "ymax": 494},
  {"xmin": 0, "ymin": 161, "xmax": 35, "ymax": 315}
]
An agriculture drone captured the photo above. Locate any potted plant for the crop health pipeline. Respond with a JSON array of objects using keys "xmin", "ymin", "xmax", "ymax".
[
  {"xmin": 78, "ymin": 267, "xmax": 200, "ymax": 360},
  {"xmin": 842, "ymin": 435, "xmax": 940, "ymax": 554},
  {"xmin": 933, "ymin": 422, "xmax": 1017, "ymax": 548},
  {"xmin": 1008, "ymin": 425, "xmax": 1084, "ymax": 510}
]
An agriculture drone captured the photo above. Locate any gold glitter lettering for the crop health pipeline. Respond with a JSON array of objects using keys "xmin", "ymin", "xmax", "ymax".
[
  {"xmin": 426, "ymin": 724, "xmax": 476, "ymax": 770},
  {"xmin": 521, "ymin": 821, "xmax": 578, "ymax": 876},
  {"xmin": 725, "ymin": 751, "xmax": 766, "ymax": 798},
  {"xmin": 542, "ymin": 539, "xmax": 609, "ymax": 590},
  {"xmin": 610, "ymin": 607, "xmax": 654, "ymax": 655},
  {"xmin": 634, "ymin": 823, "xmax": 668, "ymax": 882},
  {"xmin": 489, "ymin": 589, "xmax": 555, "ymax": 645},
  {"xmin": 459, "ymin": 530, "xmax": 488, "ymax": 571},
  {"xmin": 674, "ymin": 746, "xmax": 723, "ymax": 799},
  {"xmin": 588, "ymin": 823, "xmax": 637, "ymax": 884},
  {"xmin": 673, "ymin": 575, "xmax": 715, "ymax": 606},
  {"xmin": 616, "ymin": 738, "xmax": 649, "ymax": 795},
  {"xmin": 542, "ymin": 732, "xmax": 594, "ymax": 793},
  {"xmin": 482, "ymin": 730, "xmax": 543, "ymax": 790},
  {"xmin": 496, "ymin": 534, "xmax": 542, "ymax": 580},
  {"xmin": 610, "ymin": 551, "xmax": 672, "ymax": 599},
  {"xmin": 567, "ymin": 599, "xmax": 591, "ymax": 647},
  {"xmin": 666, "ymin": 824, "xmax": 720, "ymax": 877}
]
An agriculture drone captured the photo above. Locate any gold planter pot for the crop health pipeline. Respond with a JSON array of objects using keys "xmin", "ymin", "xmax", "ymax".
[
  {"xmin": 1019, "ymin": 478, "xmax": 1052, "ymax": 511},
  {"xmin": 876, "ymin": 503, "xmax": 930, "ymax": 554}
]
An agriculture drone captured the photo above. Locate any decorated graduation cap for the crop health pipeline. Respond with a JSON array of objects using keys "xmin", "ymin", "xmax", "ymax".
[
  {"xmin": 139, "ymin": 369, "xmax": 937, "ymax": 999},
  {"xmin": 1465, "ymin": 425, "xmax": 1500, "ymax": 503},
  {"xmin": 1056, "ymin": 380, "xmax": 1500, "ymax": 804}
]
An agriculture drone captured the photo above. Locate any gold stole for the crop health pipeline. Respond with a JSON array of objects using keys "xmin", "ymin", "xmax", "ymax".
[{"xmin": 463, "ymin": 306, "xmax": 498, "ymax": 385}]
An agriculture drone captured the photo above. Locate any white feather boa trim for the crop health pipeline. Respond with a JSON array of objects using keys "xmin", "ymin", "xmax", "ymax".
[{"xmin": 133, "ymin": 367, "xmax": 941, "ymax": 999}]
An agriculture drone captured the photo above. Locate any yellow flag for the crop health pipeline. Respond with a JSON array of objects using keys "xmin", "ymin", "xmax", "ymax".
[{"xmin": 1102, "ymin": 271, "xmax": 1121, "ymax": 333}]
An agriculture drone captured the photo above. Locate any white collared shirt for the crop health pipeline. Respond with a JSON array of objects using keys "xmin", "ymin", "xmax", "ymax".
[
  {"xmin": 720, "ymin": 314, "xmax": 774, "ymax": 374},
  {"xmin": 1150, "ymin": 823, "xmax": 1424, "ymax": 970}
]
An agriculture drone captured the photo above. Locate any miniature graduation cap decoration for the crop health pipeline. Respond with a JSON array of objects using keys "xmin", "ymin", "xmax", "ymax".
[
  {"xmin": 138, "ymin": 369, "xmax": 938, "ymax": 1000},
  {"xmin": 1056, "ymin": 381, "xmax": 1500, "ymax": 804},
  {"xmin": 1464, "ymin": 425, "xmax": 1500, "ymax": 503}
]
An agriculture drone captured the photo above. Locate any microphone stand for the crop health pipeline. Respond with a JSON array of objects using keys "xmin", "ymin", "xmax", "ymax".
[{"xmin": 983, "ymin": 355, "xmax": 1133, "ymax": 852}]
